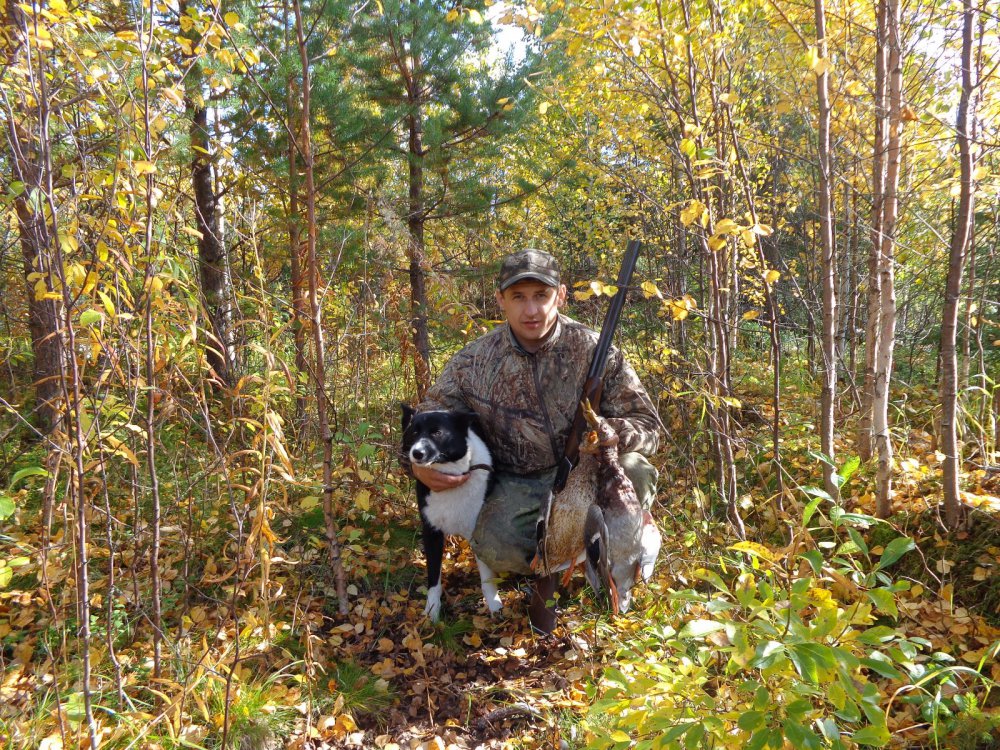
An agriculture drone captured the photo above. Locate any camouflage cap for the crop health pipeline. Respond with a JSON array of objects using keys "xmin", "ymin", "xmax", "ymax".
[{"xmin": 498, "ymin": 249, "xmax": 560, "ymax": 291}]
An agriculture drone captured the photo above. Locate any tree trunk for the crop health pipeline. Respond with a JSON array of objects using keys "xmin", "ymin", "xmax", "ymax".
[
  {"xmin": 5, "ymin": 0, "xmax": 63, "ymax": 433},
  {"xmin": 285, "ymin": 1, "xmax": 308, "ymax": 434},
  {"xmin": 873, "ymin": 0, "xmax": 903, "ymax": 518},
  {"xmin": 177, "ymin": 0, "xmax": 232, "ymax": 387},
  {"xmin": 188, "ymin": 89, "xmax": 233, "ymax": 386},
  {"xmin": 941, "ymin": 0, "xmax": 978, "ymax": 529},
  {"xmin": 406, "ymin": 86, "xmax": 432, "ymax": 398},
  {"xmin": 294, "ymin": 0, "xmax": 349, "ymax": 613},
  {"xmin": 814, "ymin": 0, "xmax": 839, "ymax": 502},
  {"xmin": 858, "ymin": 0, "xmax": 889, "ymax": 463}
]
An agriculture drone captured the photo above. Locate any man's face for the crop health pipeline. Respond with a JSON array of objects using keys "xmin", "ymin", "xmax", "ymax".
[{"xmin": 496, "ymin": 280, "xmax": 567, "ymax": 353}]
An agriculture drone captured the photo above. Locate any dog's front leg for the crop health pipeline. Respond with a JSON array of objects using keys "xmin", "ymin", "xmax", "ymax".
[
  {"xmin": 422, "ymin": 525, "xmax": 445, "ymax": 621},
  {"xmin": 475, "ymin": 557, "xmax": 502, "ymax": 615}
]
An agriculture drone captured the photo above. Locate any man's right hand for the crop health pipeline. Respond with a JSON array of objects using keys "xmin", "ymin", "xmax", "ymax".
[{"xmin": 412, "ymin": 463, "xmax": 471, "ymax": 492}]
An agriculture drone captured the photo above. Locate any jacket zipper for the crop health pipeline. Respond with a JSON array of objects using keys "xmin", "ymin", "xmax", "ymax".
[{"xmin": 530, "ymin": 355, "xmax": 561, "ymax": 464}]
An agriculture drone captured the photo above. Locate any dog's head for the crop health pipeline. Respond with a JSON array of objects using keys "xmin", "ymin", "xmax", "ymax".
[{"xmin": 400, "ymin": 405, "xmax": 480, "ymax": 467}]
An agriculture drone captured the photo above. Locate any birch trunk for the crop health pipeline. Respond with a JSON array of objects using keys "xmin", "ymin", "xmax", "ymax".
[
  {"xmin": 858, "ymin": 0, "xmax": 889, "ymax": 463},
  {"xmin": 814, "ymin": 0, "xmax": 839, "ymax": 502},
  {"xmin": 941, "ymin": 0, "xmax": 978, "ymax": 529},
  {"xmin": 873, "ymin": 0, "xmax": 903, "ymax": 518}
]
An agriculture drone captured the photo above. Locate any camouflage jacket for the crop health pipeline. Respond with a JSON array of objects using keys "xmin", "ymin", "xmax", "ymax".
[{"xmin": 416, "ymin": 315, "xmax": 661, "ymax": 474}]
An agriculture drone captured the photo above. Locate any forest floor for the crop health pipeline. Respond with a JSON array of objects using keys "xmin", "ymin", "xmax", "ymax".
[{"xmin": 2, "ymin": 385, "xmax": 1000, "ymax": 750}]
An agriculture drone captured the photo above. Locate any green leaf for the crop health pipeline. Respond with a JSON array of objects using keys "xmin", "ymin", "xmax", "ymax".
[
  {"xmin": 679, "ymin": 619, "xmax": 726, "ymax": 638},
  {"xmin": 851, "ymin": 725, "xmax": 890, "ymax": 746},
  {"xmin": 802, "ymin": 486, "xmax": 833, "ymax": 501},
  {"xmin": 799, "ymin": 549, "xmax": 824, "ymax": 576},
  {"xmin": 866, "ymin": 588, "xmax": 898, "ymax": 618},
  {"xmin": 783, "ymin": 719, "xmax": 823, "ymax": 750},
  {"xmin": 875, "ymin": 537, "xmax": 915, "ymax": 570},
  {"xmin": 80, "ymin": 309, "xmax": 103, "ymax": 326},
  {"xmin": 738, "ymin": 710, "xmax": 766, "ymax": 731},
  {"xmin": 750, "ymin": 640, "xmax": 785, "ymax": 669},
  {"xmin": 847, "ymin": 527, "xmax": 869, "ymax": 556},
  {"xmin": 789, "ymin": 643, "xmax": 834, "ymax": 683},
  {"xmin": 0, "ymin": 494, "xmax": 14, "ymax": 520},
  {"xmin": 0, "ymin": 566, "xmax": 11, "ymax": 588},
  {"xmin": 10, "ymin": 466, "xmax": 49, "ymax": 489},
  {"xmin": 857, "ymin": 626, "xmax": 897, "ymax": 646},
  {"xmin": 861, "ymin": 657, "xmax": 903, "ymax": 681},
  {"xmin": 802, "ymin": 495, "xmax": 823, "ymax": 526},
  {"xmin": 838, "ymin": 455, "xmax": 861, "ymax": 485}
]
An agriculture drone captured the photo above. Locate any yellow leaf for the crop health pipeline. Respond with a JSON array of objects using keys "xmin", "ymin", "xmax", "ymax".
[
  {"xmin": 743, "ymin": 310, "xmax": 760, "ymax": 321},
  {"xmin": 538, "ymin": 101, "xmax": 549, "ymax": 115},
  {"xmin": 679, "ymin": 138, "xmax": 697, "ymax": 158},
  {"xmin": 714, "ymin": 218, "xmax": 740, "ymax": 235},
  {"xmin": 133, "ymin": 161, "xmax": 156, "ymax": 175},
  {"xmin": 98, "ymin": 290, "xmax": 116, "ymax": 317},
  {"xmin": 708, "ymin": 234, "xmax": 727, "ymax": 252},
  {"xmin": 764, "ymin": 269, "xmax": 780, "ymax": 284},
  {"xmin": 466, "ymin": 8, "xmax": 484, "ymax": 23},
  {"xmin": 445, "ymin": 8, "xmax": 459, "ymax": 22},
  {"xmin": 82, "ymin": 271, "xmax": 99, "ymax": 296},
  {"xmin": 224, "ymin": 11, "xmax": 239, "ymax": 25},
  {"xmin": 669, "ymin": 299, "xmax": 690, "ymax": 321},
  {"xmin": 181, "ymin": 225, "xmax": 204, "ymax": 240},
  {"xmin": 355, "ymin": 489, "xmax": 370, "ymax": 511},
  {"xmin": 641, "ymin": 280, "xmax": 662, "ymax": 299},
  {"xmin": 729, "ymin": 540, "xmax": 775, "ymax": 561},
  {"xmin": 680, "ymin": 200, "xmax": 706, "ymax": 227},
  {"xmin": 300, "ymin": 496, "xmax": 319, "ymax": 511},
  {"xmin": 808, "ymin": 46, "xmax": 831, "ymax": 75},
  {"xmin": 58, "ymin": 233, "xmax": 79, "ymax": 253},
  {"xmin": 719, "ymin": 92, "xmax": 737, "ymax": 105},
  {"xmin": 752, "ymin": 223, "xmax": 774, "ymax": 236}
]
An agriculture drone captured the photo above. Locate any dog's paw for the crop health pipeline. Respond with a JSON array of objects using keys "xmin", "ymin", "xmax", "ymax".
[{"xmin": 424, "ymin": 584, "xmax": 443, "ymax": 621}]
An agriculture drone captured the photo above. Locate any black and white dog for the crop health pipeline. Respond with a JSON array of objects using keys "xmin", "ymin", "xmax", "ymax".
[{"xmin": 400, "ymin": 405, "xmax": 501, "ymax": 621}]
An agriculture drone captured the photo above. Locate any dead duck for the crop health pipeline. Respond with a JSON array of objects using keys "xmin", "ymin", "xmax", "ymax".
[
  {"xmin": 577, "ymin": 401, "xmax": 661, "ymax": 613},
  {"xmin": 534, "ymin": 400, "xmax": 661, "ymax": 613}
]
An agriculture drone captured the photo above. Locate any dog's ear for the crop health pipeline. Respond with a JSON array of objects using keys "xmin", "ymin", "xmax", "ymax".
[
  {"xmin": 400, "ymin": 403, "xmax": 415, "ymax": 431},
  {"xmin": 457, "ymin": 410, "xmax": 482, "ymax": 433}
]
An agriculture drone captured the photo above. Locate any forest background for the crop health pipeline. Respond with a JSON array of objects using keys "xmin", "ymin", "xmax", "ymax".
[{"xmin": 1, "ymin": 0, "xmax": 999, "ymax": 747}]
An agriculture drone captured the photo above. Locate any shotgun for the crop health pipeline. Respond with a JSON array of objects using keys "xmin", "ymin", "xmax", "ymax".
[{"xmin": 552, "ymin": 238, "xmax": 643, "ymax": 494}]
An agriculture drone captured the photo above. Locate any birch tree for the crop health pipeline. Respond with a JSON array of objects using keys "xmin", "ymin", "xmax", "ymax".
[{"xmin": 941, "ymin": 0, "xmax": 979, "ymax": 529}]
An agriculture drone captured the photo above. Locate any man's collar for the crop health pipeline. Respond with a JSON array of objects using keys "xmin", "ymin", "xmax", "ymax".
[{"xmin": 505, "ymin": 316, "xmax": 565, "ymax": 356}]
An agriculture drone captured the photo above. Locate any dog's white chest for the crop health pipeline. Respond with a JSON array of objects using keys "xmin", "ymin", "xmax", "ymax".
[{"xmin": 423, "ymin": 472, "xmax": 489, "ymax": 539}]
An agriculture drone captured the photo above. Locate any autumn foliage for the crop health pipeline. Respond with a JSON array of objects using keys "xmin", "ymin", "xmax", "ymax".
[{"xmin": 1, "ymin": 0, "xmax": 999, "ymax": 748}]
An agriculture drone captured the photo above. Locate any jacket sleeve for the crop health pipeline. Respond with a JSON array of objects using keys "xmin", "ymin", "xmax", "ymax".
[
  {"xmin": 600, "ymin": 347, "xmax": 662, "ymax": 456},
  {"xmin": 418, "ymin": 349, "xmax": 474, "ymax": 414}
]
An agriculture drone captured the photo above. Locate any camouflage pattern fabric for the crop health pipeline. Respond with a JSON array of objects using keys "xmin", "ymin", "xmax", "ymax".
[
  {"xmin": 416, "ymin": 315, "xmax": 661, "ymax": 474},
  {"xmin": 470, "ymin": 452, "xmax": 659, "ymax": 575}
]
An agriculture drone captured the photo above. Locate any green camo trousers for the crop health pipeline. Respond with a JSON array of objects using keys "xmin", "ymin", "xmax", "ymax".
[{"xmin": 469, "ymin": 453, "xmax": 658, "ymax": 575}]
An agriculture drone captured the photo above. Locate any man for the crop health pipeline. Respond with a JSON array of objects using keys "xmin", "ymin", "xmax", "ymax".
[{"xmin": 410, "ymin": 248, "xmax": 661, "ymax": 631}]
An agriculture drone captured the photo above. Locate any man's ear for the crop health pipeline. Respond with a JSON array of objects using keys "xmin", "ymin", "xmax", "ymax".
[{"xmin": 495, "ymin": 289, "xmax": 505, "ymax": 311}]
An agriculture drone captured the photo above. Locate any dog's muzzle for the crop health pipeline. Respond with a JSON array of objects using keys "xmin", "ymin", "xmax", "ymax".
[{"xmin": 409, "ymin": 438, "xmax": 439, "ymax": 465}]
